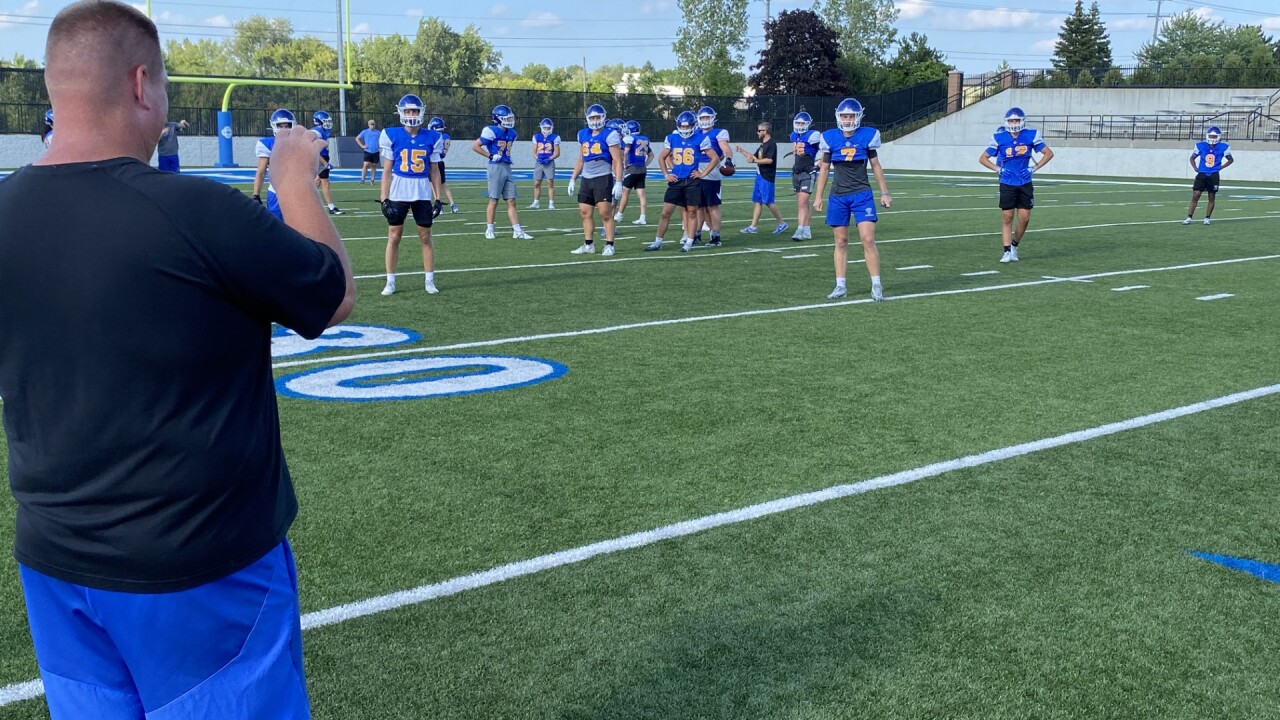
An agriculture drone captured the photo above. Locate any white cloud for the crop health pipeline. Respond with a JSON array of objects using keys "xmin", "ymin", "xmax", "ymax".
[
  {"xmin": 1262, "ymin": 17, "xmax": 1280, "ymax": 31},
  {"xmin": 404, "ymin": 8, "xmax": 423, "ymax": 17},
  {"xmin": 491, "ymin": 3, "xmax": 508, "ymax": 16},
  {"xmin": 1110, "ymin": 17, "xmax": 1153, "ymax": 31},
  {"xmin": 521, "ymin": 11, "xmax": 562, "ymax": 28},
  {"xmin": 1032, "ymin": 38, "xmax": 1057, "ymax": 53},
  {"xmin": 0, "ymin": 0, "xmax": 38, "ymax": 28},
  {"xmin": 352, "ymin": 22, "xmax": 371, "ymax": 34},
  {"xmin": 963, "ymin": 8, "xmax": 1042, "ymax": 30},
  {"xmin": 204, "ymin": 14, "xmax": 231, "ymax": 27},
  {"xmin": 492, "ymin": 25, "xmax": 509, "ymax": 36},
  {"xmin": 640, "ymin": 0, "xmax": 674, "ymax": 16},
  {"xmin": 897, "ymin": 0, "xmax": 928, "ymax": 20}
]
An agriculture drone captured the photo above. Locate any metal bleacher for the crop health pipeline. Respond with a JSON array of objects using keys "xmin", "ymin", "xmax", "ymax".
[{"xmin": 1034, "ymin": 92, "xmax": 1280, "ymax": 143}]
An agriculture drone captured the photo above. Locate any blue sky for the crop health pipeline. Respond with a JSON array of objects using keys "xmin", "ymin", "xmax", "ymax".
[{"xmin": 3, "ymin": 0, "xmax": 1279, "ymax": 75}]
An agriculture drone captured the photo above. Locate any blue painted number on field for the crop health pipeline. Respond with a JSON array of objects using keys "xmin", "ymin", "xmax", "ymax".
[
  {"xmin": 272, "ymin": 324, "xmax": 420, "ymax": 358},
  {"xmin": 275, "ymin": 355, "xmax": 568, "ymax": 402}
]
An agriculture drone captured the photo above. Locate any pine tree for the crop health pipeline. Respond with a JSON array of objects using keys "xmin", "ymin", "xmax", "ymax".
[{"xmin": 1052, "ymin": 0, "xmax": 1113, "ymax": 78}]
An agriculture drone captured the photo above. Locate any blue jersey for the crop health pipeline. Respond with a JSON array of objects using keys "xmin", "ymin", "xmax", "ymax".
[
  {"xmin": 440, "ymin": 132, "xmax": 450, "ymax": 159},
  {"xmin": 576, "ymin": 128, "xmax": 620, "ymax": 163},
  {"xmin": 311, "ymin": 126, "xmax": 330, "ymax": 161},
  {"xmin": 819, "ymin": 127, "xmax": 882, "ymax": 196},
  {"xmin": 380, "ymin": 127, "xmax": 444, "ymax": 179},
  {"xmin": 625, "ymin": 135, "xmax": 650, "ymax": 167},
  {"xmin": 1193, "ymin": 141, "xmax": 1231, "ymax": 174},
  {"xmin": 665, "ymin": 132, "xmax": 713, "ymax": 180},
  {"xmin": 479, "ymin": 125, "xmax": 516, "ymax": 164},
  {"xmin": 789, "ymin": 129, "xmax": 822, "ymax": 172},
  {"xmin": 534, "ymin": 133, "xmax": 560, "ymax": 164},
  {"xmin": 985, "ymin": 128, "xmax": 1046, "ymax": 187}
]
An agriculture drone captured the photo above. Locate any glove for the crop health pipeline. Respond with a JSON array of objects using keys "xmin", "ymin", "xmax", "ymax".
[
  {"xmin": 567, "ymin": 178, "xmax": 577, "ymax": 195},
  {"xmin": 380, "ymin": 199, "xmax": 396, "ymax": 221},
  {"xmin": 432, "ymin": 199, "xmax": 444, "ymax": 219},
  {"xmin": 491, "ymin": 153, "xmax": 503, "ymax": 162},
  {"xmin": 723, "ymin": 159, "xmax": 734, "ymax": 168},
  {"xmin": 612, "ymin": 180, "xmax": 623, "ymax": 202},
  {"xmin": 1029, "ymin": 165, "xmax": 1038, "ymax": 174},
  {"xmin": 252, "ymin": 194, "xmax": 262, "ymax": 205}
]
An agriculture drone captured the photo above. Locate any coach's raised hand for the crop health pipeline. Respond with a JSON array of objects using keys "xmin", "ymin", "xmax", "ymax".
[{"xmin": 269, "ymin": 126, "xmax": 328, "ymax": 209}]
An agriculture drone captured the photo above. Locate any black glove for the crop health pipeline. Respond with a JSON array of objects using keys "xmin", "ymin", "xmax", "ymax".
[
  {"xmin": 252, "ymin": 194, "xmax": 262, "ymax": 205},
  {"xmin": 723, "ymin": 159, "xmax": 734, "ymax": 167},
  {"xmin": 432, "ymin": 199, "xmax": 444, "ymax": 219},
  {"xmin": 380, "ymin": 199, "xmax": 396, "ymax": 221}
]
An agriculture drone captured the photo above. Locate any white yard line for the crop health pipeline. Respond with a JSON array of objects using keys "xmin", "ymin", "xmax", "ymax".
[
  {"xmin": 1196, "ymin": 293, "xmax": 1234, "ymax": 301},
  {"xmin": 282, "ymin": 254, "xmax": 1280, "ymax": 371},
  {"xmin": 782, "ymin": 254, "xmax": 818, "ymax": 259},
  {"xmin": 1111, "ymin": 285, "xmax": 1149, "ymax": 292},
  {"xmin": 896, "ymin": 265, "xmax": 933, "ymax": 270},
  {"xmin": 962, "ymin": 270, "xmax": 1000, "ymax": 276},
  {"xmin": 6, "ymin": 380, "xmax": 1280, "ymax": 708}
]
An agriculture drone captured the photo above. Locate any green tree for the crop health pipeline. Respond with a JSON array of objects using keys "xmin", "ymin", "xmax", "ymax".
[
  {"xmin": 883, "ymin": 32, "xmax": 952, "ymax": 90},
  {"xmin": 1243, "ymin": 46, "xmax": 1276, "ymax": 86},
  {"xmin": 351, "ymin": 35, "xmax": 415, "ymax": 83},
  {"xmin": 1099, "ymin": 67, "xmax": 1125, "ymax": 87},
  {"xmin": 165, "ymin": 38, "xmax": 235, "ymax": 76},
  {"xmin": 1217, "ymin": 53, "xmax": 1245, "ymax": 87},
  {"xmin": 1074, "ymin": 67, "xmax": 1097, "ymax": 87},
  {"xmin": 816, "ymin": 0, "xmax": 899, "ymax": 63},
  {"xmin": 1138, "ymin": 11, "xmax": 1278, "ymax": 70},
  {"xmin": 411, "ymin": 19, "xmax": 500, "ymax": 86},
  {"xmin": 1187, "ymin": 53, "xmax": 1217, "ymax": 85},
  {"xmin": 230, "ymin": 16, "xmax": 295, "ymax": 76},
  {"xmin": 0, "ymin": 54, "xmax": 39, "ymax": 69},
  {"xmin": 673, "ymin": 0, "xmax": 749, "ymax": 95},
  {"xmin": 748, "ymin": 10, "xmax": 848, "ymax": 95},
  {"xmin": 1052, "ymin": 1, "xmax": 1112, "ymax": 78}
]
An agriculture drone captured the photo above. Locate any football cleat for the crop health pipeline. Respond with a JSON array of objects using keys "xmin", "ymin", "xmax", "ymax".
[
  {"xmin": 774, "ymin": 222, "xmax": 789, "ymax": 234},
  {"xmin": 633, "ymin": 216, "xmax": 646, "ymax": 225},
  {"xmin": 381, "ymin": 281, "xmax": 396, "ymax": 296},
  {"xmin": 740, "ymin": 226, "xmax": 759, "ymax": 234},
  {"xmin": 571, "ymin": 243, "xmax": 596, "ymax": 254},
  {"xmin": 871, "ymin": 283, "xmax": 884, "ymax": 302},
  {"xmin": 528, "ymin": 201, "xmax": 540, "ymax": 209},
  {"xmin": 602, "ymin": 244, "xmax": 615, "ymax": 256},
  {"xmin": 1009, "ymin": 246, "xmax": 1019, "ymax": 261},
  {"xmin": 1000, "ymin": 249, "xmax": 1013, "ymax": 263},
  {"xmin": 513, "ymin": 229, "xmax": 534, "ymax": 239},
  {"xmin": 327, "ymin": 206, "xmax": 343, "ymax": 215},
  {"xmin": 707, "ymin": 238, "xmax": 722, "ymax": 247},
  {"xmin": 450, "ymin": 203, "xmax": 458, "ymax": 213},
  {"xmin": 644, "ymin": 240, "xmax": 663, "ymax": 251},
  {"xmin": 1204, "ymin": 218, "xmax": 1212, "ymax": 225},
  {"xmin": 425, "ymin": 282, "xmax": 439, "ymax": 294},
  {"xmin": 484, "ymin": 227, "xmax": 496, "ymax": 239},
  {"xmin": 826, "ymin": 286, "xmax": 847, "ymax": 299},
  {"xmin": 1182, "ymin": 217, "xmax": 1193, "ymax": 225}
]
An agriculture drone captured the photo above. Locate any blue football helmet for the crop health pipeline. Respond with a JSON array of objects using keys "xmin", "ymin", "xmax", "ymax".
[
  {"xmin": 625, "ymin": 120, "xmax": 641, "ymax": 135},
  {"xmin": 835, "ymin": 98, "xmax": 863, "ymax": 131},
  {"xmin": 44, "ymin": 108, "xmax": 53, "ymax": 126},
  {"xmin": 396, "ymin": 95, "xmax": 424, "ymax": 127},
  {"xmin": 269, "ymin": 108, "xmax": 296, "ymax": 134},
  {"xmin": 793, "ymin": 112, "xmax": 812, "ymax": 134},
  {"xmin": 312, "ymin": 110, "xmax": 332, "ymax": 130},
  {"xmin": 492, "ymin": 104, "xmax": 515, "ymax": 129},
  {"xmin": 1004, "ymin": 107, "xmax": 1025, "ymax": 133},
  {"xmin": 676, "ymin": 110, "xmax": 697, "ymax": 139},
  {"xmin": 606, "ymin": 118, "xmax": 625, "ymax": 135},
  {"xmin": 539, "ymin": 118, "xmax": 554, "ymax": 134},
  {"xmin": 427, "ymin": 117, "xmax": 445, "ymax": 131},
  {"xmin": 1205, "ymin": 126, "xmax": 1222, "ymax": 144},
  {"xmin": 586, "ymin": 104, "xmax": 607, "ymax": 130},
  {"xmin": 696, "ymin": 105, "xmax": 716, "ymax": 130}
]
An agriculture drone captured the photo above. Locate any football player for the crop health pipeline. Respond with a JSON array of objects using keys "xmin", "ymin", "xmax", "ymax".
[
  {"xmin": 978, "ymin": 107, "xmax": 1054, "ymax": 263},
  {"xmin": 645, "ymin": 110, "xmax": 719, "ymax": 253},
  {"xmin": 789, "ymin": 111, "xmax": 822, "ymax": 240},
  {"xmin": 566, "ymin": 104, "xmax": 625, "ymax": 256},
  {"xmin": 472, "ymin": 104, "xmax": 533, "ymax": 239},
  {"xmin": 529, "ymin": 118, "xmax": 560, "ymax": 210},
  {"xmin": 1184, "ymin": 125, "xmax": 1233, "ymax": 226},
  {"xmin": 251, "ymin": 108, "xmax": 296, "ymax": 221},
  {"xmin": 427, "ymin": 117, "xmax": 458, "ymax": 213},
  {"xmin": 377, "ymin": 94, "xmax": 445, "ymax": 296},
  {"xmin": 614, "ymin": 120, "xmax": 653, "ymax": 225},
  {"xmin": 813, "ymin": 98, "xmax": 891, "ymax": 301},
  {"xmin": 41, "ymin": 109, "xmax": 54, "ymax": 149},
  {"xmin": 693, "ymin": 105, "xmax": 732, "ymax": 246},
  {"xmin": 310, "ymin": 111, "xmax": 343, "ymax": 215}
]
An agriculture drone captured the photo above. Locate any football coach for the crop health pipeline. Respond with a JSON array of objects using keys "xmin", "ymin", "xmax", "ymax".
[{"xmin": 0, "ymin": 1, "xmax": 355, "ymax": 717}]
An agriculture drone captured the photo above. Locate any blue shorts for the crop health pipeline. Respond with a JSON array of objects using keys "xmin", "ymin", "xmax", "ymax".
[
  {"xmin": 826, "ymin": 189, "xmax": 877, "ymax": 227},
  {"xmin": 266, "ymin": 191, "xmax": 283, "ymax": 221},
  {"xmin": 20, "ymin": 542, "xmax": 310, "ymax": 719},
  {"xmin": 157, "ymin": 155, "xmax": 180, "ymax": 173},
  {"xmin": 752, "ymin": 176, "xmax": 776, "ymax": 206},
  {"xmin": 698, "ymin": 179, "xmax": 722, "ymax": 207}
]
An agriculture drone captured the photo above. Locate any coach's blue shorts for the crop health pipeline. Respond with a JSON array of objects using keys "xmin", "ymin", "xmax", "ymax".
[
  {"xmin": 157, "ymin": 155, "xmax": 180, "ymax": 173},
  {"xmin": 752, "ymin": 176, "xmax": 776, "ymax": 206},
  {"xmin": 826, "ymin": 189, "xmax": 877, "ymax": 227},
  {"xmin": 266, "ymin": 190, "xmax": 283, "ymax": 221},
  {"xmin": 698, "ymin": 179, "xmax": 722, "ymax": 207},
  {"xmin": 20, "ymin": 542, "xmax": 310, "ymax": 720}
]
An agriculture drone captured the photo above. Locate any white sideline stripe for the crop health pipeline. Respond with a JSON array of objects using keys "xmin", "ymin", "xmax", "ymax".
[
  {"xmin": 782, "ymin": 254, "xmax": 818, "ymax": 259},
  {"xmin": 897, "ymin": 264, "xmax": 932, "ymax": 270},
  {"xmin": 1197, "ymin": 293, "xmax": 1234, "ymax": 301},
  {"xmin": 1111, "ymin": 285, "xmax": 1149, "ymax": 292},
  {"xmin": 1042, "ymin": 275, "xmax": 1094, "ymax": 283},
  {"xmin": 275, "ymin": 254, "xmax": 1280, "ymax": 371},
  {"xmin": 8, "ymin": 382, "xmax": 1278, "ymax": 708},
  {"xmin": 962, "ymin": 270, "xmax": 1000, "ymax": 276},
  {"xmin": 349, "ymin": 214, "xmax": 1280, "ymax": 281},
  {"xmin": 890, "ymin": 172, "xmax": 1280, "ymax": 192}
]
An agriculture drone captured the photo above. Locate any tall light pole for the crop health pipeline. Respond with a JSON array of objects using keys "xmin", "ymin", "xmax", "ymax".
[
  {"xmin": 336, "ymin": 0, "xmax": 347, "ymax": 136},
  {"xmin": 1149, "ymin": 0, "xmax": 1166, "ymax": 43}
]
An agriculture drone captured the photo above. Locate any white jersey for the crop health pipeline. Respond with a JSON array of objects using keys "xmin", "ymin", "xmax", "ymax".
[
  {"xmin": 379, "ymin": 129, "xmax": 444, "ymax": 202},
  {"xmin": 254, "ymin": 138, "xmax": 277, "ymax": 194},
  {"xmin": 701, "ymin": 127, "xmax": 731, "ymax": 180}
]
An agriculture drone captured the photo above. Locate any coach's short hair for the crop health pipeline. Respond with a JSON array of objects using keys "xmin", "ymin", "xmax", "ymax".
[
  {"xmin": 758, "ymin": 121, "xmax": 772, "ymax": 133},
  {"xmin": 46, "ymin": 0, "xmax": 163, "ymax": 96}
]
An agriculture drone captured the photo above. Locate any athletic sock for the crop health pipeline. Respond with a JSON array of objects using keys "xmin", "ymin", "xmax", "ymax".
[
  {"xmin": 836, "ymin": 277, "xmax": 847, "ymax": 289},
  {"xmin": 425, "ymin": 272, "xmax": 434, "ymax": 285},
  {"xmin": 870, "ymin": 275, "xmax": 881, "ymax": 285},
  {"xmin": 513, "ymin": 224, "xmax": 524, "ymax": 233},
  {"xmin": 487, "ymin": 224, "xmax": 495, "ymax": 233},
  {"xmin": 1012, "ymin": 239, "xmax": 1019, "ymax": 248}
]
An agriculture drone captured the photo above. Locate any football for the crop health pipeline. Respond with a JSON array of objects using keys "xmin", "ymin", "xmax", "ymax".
[{"xmin": 719, "ymin": 161, "xmax": 736, "ymax": 176}]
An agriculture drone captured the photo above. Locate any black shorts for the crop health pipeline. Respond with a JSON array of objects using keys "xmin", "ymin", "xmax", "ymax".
[
  {"xmin": 436, "ymin": 161, "xmax": 447, "ymax": 185},
  {"xmin": 317, "ymin": 165, "xmax": 331, "ymax": 180},
  {"xmin": 663, "ymin": 176, "xmax": 702, "ymax": 208},
  {"xmin": 999, "ymin": 182, "xmax": 1034, "ymax": 210},
  {"xmin": 363, "ymin": 151, "xmax": 380, "ymax": 165},
  {"xmin": 623, "ymin": 168, "xmax": 646, "ymax": 189},
  {"xmin": 698, "ymin": 179, "xmax": 722, "ymax": 207},
  {"xmin": 1193, "ymin": 172, "xmax": 1220, "ymax": 193},
  {"xmin": 577, "ymin": 175, "xmax": 613, "ymax": 206},
  {"xmin": 383, "ymin": 200, "xmax": 435, "ymax": 227}
]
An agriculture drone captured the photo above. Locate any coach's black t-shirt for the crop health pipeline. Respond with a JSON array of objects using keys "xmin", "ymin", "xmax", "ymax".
[
  {"xmin": 0, "ymin": 157, "xmax": 345, "ymax": 593},
  {"xmin": 756, "ymin": 139, "xmax": 778, "ymax": 183}
]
